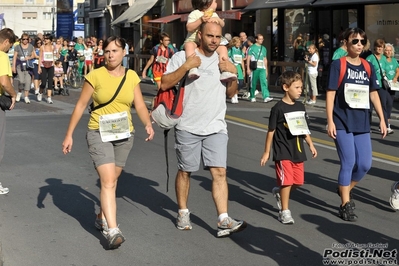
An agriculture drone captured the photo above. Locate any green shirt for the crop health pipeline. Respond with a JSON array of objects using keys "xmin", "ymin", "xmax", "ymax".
[
  {"xmin": 384, "ymin": 58, "xmax": 399, "ymax": 80},
  {"xmin": 228, "ymin": 46, "xmax": 245, "ymax": 79},
  {"xmin": 332, "ymin": 47, "xmax": 347, "ymax": 60},
  {"xmin": 248, "ymin": 44, "xmax": 267, "ymax": 69},
  {"xmin": 366, "ymin": 54, "xmax": 388, "ymax": 87}
]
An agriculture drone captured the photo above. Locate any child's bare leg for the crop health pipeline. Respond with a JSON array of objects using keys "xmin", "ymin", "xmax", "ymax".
[
  {"xmin": 185, "ymin": 41, "xmax": 200, "ymax": 79},
  {"xmin": 280, "ymin": 185, "xmax": 292, "ymax": 211},
  {"xmin": 59, "ymin": 75, "xmax": 64, "ymax": 88},
  {"xmin": 216, "ymin": 45, "xmax": 237, "ymax": 82}
]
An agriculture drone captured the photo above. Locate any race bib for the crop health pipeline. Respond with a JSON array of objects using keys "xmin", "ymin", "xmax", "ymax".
[
  {"xmin": 343, "ymin": 83, "xmax": 369, "ymax": 109},
  {"xmin": 233, "ymin": 54, "xmax": 242, "ymax": 64},
  {"xmin": 43, "ymin": 52, "xmax": 53, "ymax": 61},
  {"xmin": 389, "ymin": 80, "xmax": 399, "ymax": 91},
  {"xmin": 284, "ymin": 111, "xmax": 310, "ymax": 136},
  {"xmin": 257, "ymin": 60, "xmax": 265, "ymax": 69},
  {"xmin": 156, "ymin": 55, "xmax": 168, "ymax": 64},
  {"xmin": 99, "ymin": 111, "xmax": 131, "ymax": 142}
]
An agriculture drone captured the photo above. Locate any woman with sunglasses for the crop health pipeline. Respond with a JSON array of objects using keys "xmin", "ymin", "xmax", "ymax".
[
  {"xmin": 12, "ymin": 33, "xmax": 35, "ymax": 104},
  {"xmin": 62, "ymin": 36, "xmax": 154, "ymax": 249},
  {"xmin": 326, "ymin": 28, "xmax": 387, "ymax": 222},
  {"xmin": 93, "ymin": 39, "xmax": 104, "ymax": 69},
  {"xmin": 38, "ymin": 33, "xmax": 55, "ymax": 103},
  {"xmin": 366, "ymin": 39, "xmax": 392, "ymax": 134}
]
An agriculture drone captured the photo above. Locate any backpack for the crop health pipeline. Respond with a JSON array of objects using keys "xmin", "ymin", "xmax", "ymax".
[
  {"xmin": 338, "ymin": 57, "xmax": 371, "ymax": 87},
  {"xmin": 151, "ymin": 72, "xmax": 187, "ymax": 192}
]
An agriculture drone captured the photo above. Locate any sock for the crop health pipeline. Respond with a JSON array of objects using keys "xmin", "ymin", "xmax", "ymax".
[
  {"xmin": 178, "ymin": 209, "xmax": 189, "ymax": 214},
  {"xmin": 218, "ymin": 213, "xmax": 228, "ymax": 223}
]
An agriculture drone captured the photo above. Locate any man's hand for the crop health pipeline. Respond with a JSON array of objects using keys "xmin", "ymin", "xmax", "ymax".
[{"xmin": 219, "ymin": 57, "xmax": 236, "ymax": 74}]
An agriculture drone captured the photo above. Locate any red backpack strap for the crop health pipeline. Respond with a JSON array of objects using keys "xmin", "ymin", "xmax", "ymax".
[
  {"xmin": 338, "ymin": 57, "xmax": 347, "ymax": 87},
  {"xmin": 359, "ymin": 58, "xmax": 371, "ymax": 78}
]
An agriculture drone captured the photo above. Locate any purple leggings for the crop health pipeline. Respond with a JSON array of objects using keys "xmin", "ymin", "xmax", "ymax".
[{"xmin": 334, "ymin": 130, "xmax": 372, "ymax": 186}]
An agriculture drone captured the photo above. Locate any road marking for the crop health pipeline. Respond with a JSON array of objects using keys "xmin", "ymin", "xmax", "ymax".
[{"xmin": 226, "ymin": 115, "xmax": 399, "ymax": 166}]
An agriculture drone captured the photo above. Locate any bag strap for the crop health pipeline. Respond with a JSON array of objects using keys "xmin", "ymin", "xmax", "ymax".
[
  {"xmin": 91, "ymin": 68, "xmax": 128, "ymax": 112},
  {"xmin": 338, "ymin": 57, "xmax": 371, "ymax": 87},
  {"xmin": 255, "ymin": 46, "xmax": 262, "ymax": 61},
  {"xmin": 163, "ymin": 72, "xmax": 188, "ymax": 192}
]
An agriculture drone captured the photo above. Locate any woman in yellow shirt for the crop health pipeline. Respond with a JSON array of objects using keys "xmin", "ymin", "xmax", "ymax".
[{"xmin": 62, "ymin": 36, "xmax": 154, "ymax": 249}]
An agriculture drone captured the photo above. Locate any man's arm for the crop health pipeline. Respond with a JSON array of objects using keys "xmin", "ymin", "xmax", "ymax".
[
  {"xmin": 160, "ymin": 53, "xmax": 200, "ymax": 91},
  {"xmin": 0, "ymin": 75, "xmax": 17, "ymax": 110}
]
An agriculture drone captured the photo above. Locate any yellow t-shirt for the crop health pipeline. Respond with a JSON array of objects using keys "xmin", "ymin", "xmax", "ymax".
[
  {"xmin": 86, "ymin": 67, "xmax": 140, "ymax": 131},
  {"xmin": 0, "ymin": 51, "xmax": 12, "ymax": 95}
]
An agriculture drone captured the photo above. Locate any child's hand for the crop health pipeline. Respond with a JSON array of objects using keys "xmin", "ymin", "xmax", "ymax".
[
  {"xmin": 201, "ymin": 15, "xmax": 210, "ymax": 23},
  {"xmin": 309, "ymin": 146, "xmax": 317, "ymax": 158},
  {"xmin": 208, "ymin": 18, "xmax": 219, "ymax": 24},
  {"xmin": 260, "ymin": 152, "xmax": 270, "ymax": 166}
]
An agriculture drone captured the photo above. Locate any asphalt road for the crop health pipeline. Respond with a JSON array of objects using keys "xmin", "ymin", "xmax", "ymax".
[{"xmin": 0, "ymin": 82, "xmax": 398, "ymax": 266}]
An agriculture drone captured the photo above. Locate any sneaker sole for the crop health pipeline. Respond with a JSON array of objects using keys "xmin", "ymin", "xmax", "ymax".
[
  {"xmin": 108, "ymin": 233, "xmax": 125, "ymax": 249},
  {"xmin": 217, "ymin": 221, "xmax": 247, "ymax": 238},
  {"xmin": 176, "ymin": 224, "xmax": 192, "ymax": 230}
]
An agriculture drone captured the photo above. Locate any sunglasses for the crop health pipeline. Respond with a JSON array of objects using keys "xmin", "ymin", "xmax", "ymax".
[
  {"xmin": 351, "ymin": 39, "xmax": 367, "ymax": 45},
  {"xmin": 22, "ymin": 38, "xmax": 29, "ymax": 41}
]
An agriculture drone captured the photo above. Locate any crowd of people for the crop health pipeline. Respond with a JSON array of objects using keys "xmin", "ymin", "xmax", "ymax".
[
  {"xmin": 0, "ymin": 0, "xmax": 398, "ymax": 251},
  {"xmin": 6, "ymin": 33, "xmax": 110, "ymax": 104}
]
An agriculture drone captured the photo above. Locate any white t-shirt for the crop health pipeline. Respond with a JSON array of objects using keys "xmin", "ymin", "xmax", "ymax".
[
  {"xmin": 164, "ymin": 50, "xmax": 227, "ymax": 135},
  {"xmin": 308, "ymin": 53, "xmax": 319, "ymax": 75}
]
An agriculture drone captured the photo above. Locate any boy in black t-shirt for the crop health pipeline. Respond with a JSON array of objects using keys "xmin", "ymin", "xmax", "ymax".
[{"xmin": 260, "ymin": 71, "xmax": 317, "ymax": 224}]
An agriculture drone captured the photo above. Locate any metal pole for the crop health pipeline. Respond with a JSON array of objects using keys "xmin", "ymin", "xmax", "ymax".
[{"xmin": 52, "ymin": 0, "xmax": 55, "ymax": 36}]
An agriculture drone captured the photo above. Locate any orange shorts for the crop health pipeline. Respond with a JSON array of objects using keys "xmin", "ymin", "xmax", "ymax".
[
  {"xmin": 153, "ymin": 70, "xmax": 163, "ymax": 82},
  {"xmin": 275, "ymin": 160, "xmax": 304, "ymax": 186}
]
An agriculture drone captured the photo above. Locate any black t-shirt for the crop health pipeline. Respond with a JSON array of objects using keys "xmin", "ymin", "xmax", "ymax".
[
  {"xmin": 268, "ymin": 100, "xmax": 309, "ymax": 162},
  {"xmin": 67, "ymin": 50, "xmax": 78, "ymax": 61}
]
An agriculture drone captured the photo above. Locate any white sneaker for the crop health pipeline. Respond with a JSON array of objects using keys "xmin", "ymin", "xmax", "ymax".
[
  {"xmin": 188, "ymin": 68, "xmax": 200, "ymax": 80},
  {"xmin": 34, "ymin": 89, "xmax": 39, "ymax": 95},
  {"xmin": 254, "ymin": 90, "xmax": 259, "ymax": 96},
  {"xmin": 230, "ymin": 94, "xmax": 239, "ymax": 104},
  {"xmin": 37, "ymin": 93, "xmax": 42, "ymax": 102},
  {"xmin": 390, "ymin": 181, "xmax": 399, "ymax": 211},
  {"xmin": 220, "ymin": 72, "xmax": 237, "ymax": 83},
  {"xmin": 47, "ymin": 97, "xmax": 53, "ymax": 104},
  {"xmin": 16, "ymin": 92, "xmax": 22, "ymax": 102},
  {"xmin": 278, "ymin": 209, "xmax": 295, "ymax": 224},
  {"xmin": 250, "ymin": 98, "xmax": 256, "ymax": 103},
  {"xmin": 31, "ymin": 83, "xmax": 34, "ymax": 89},
  {"xmin": 387, "ymin": 127, "xmax": 394, "ymax": 134},
  {"xmin": 306, "ymin": 99, "xmax": 316, "ymax": 105},
  {"xmin": 0, "ymin": 182, "xmax": 9, "ymax": 195},
  {"xmin": 24, "ymin": 97, "xmax": 30, "ymax": 104},
  {"xmin": 242, "ymin": 91, "xmax": 250, "ymax": 99},
  {"xmin": 264, "ymin": 97, "xmax": 273, "ymax": 103}
]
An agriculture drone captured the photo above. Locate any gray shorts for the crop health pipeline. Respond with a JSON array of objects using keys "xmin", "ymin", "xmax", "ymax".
[
  {"xmin": 86, "ymin": 130, "xmax": 134, "ymax": 168},
  {"xmin": 174, "ymin": 130, "xmax": 228, "ymax": 172}
]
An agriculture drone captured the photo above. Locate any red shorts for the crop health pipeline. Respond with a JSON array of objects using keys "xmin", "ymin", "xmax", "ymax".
[
  {"xmin": 275, "ymin": 160, "xmax": 304, "ymax": 186},
  {"xmin": 85, "ymin": 60, "xmax": 92, "ymax": 66},
  {"xmin": 153, "ymin": 69, "xmax": 163, "ymax": 82}
]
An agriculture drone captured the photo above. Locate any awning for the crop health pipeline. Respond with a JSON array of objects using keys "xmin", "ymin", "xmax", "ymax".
[
  {"xmin": 244, "ymin": 0, "xmax": 315, "ymax": 10},
  {"xmin": 89, "ymin": 9, "xmax": 105, "ymax": 18},
  {"xmin": 111, "ymin": 0, "xmax": 157, "ymax": 26},
  {"xmin": 313, "ymin": 0, "xmax": 392, "ymax": 5},
  {"xmin": 180, "ymin": 10, "xmax": 244, "ymax": 22},
  {"xmin": 148, "ymin": 14, "xmax": 181, "ymax": 24}
]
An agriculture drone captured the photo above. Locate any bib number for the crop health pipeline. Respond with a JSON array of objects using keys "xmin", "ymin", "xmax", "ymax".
[
  {"xmin": 284, "ymin": 111, "xmax": 310, "ymax": 136},
  {"xmin": 99, "ymin": 111, "xmax": 131, "ymax": 142},
  {"xmin": 343, "ymin": 83, "xmax": 369, "ymax": 109}
]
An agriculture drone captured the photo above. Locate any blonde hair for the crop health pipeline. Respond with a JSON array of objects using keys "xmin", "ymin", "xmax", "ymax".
[{"xmin": 228, "ymin": 36, "xmax": 241, "ymax": 49}]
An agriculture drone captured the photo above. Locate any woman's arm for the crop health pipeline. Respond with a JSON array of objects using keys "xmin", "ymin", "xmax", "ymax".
[{"xmin": 62, "ymin": 81, "xmax": 94, "ymax": 154}]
